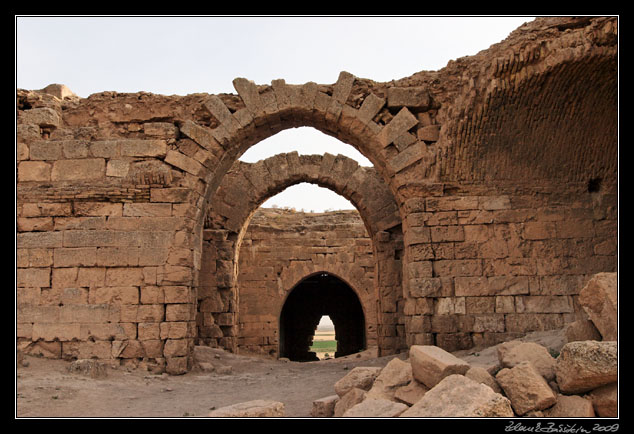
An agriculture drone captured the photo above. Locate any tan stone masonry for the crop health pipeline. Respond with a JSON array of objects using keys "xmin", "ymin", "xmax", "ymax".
[{"xmin": 17, "ymin": 17, "xmax": 617, "ymax": 373}]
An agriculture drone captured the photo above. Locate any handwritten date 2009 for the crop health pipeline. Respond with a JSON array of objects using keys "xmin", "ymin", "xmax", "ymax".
[{"xmin": 505, "ymin": 422, "xmax": 619, "ymax": 433}]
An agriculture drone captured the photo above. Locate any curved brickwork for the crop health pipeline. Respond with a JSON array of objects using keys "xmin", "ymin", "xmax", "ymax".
[
  {"xmin": 16, "ymin": 17, "xmax": 617, "ymax": 373},
  {"xmin": 202, "ymin": 154, "xmax": 404, "ymax": 356},
  {"xmin": 438, "ymin": 17, "xmax": 617, "ymax": 184},
  {"xmin": 235, "ymin": 209, "xmax": 379, "ymax": 358},
  {"xmin": 206, "ymin": 152, "xmax": 400, "ymax": 236}
]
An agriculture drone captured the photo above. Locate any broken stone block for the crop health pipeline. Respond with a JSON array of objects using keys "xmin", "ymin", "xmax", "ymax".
[
  {"xmin": 416, "ymin": 124, "xmax": 440, "ymax": 142},
  {"xmin": 497, "ymin": 341, "xmax": 556, "ymax": 381},
  {"xmin": 586, "ymin": 383, "xmax": 617, "ymax": 417},
  {"xmin": 393, "ymin": 380, "xmax": 428, "ymax": 406},
  {"xmin": 565, "ymin": 319, "xmax": 602, "ymax": 343},
  {"xmin": 365, "ymin": 357, "xmax": 412, "ymax": 401},
  {"xmin": 409, "ymin": 345, "xmax": 470, "ymax": 388},
  {"xmin": 68, "ymin": 359, "xmax": 108, "ymax": 379},
  {"xmin": 496, "ymin": 361, "xmax": 557, "ymax": 416},
  {"xmin": 386, "ymin": 86, "xmax": 431, "ymax": 110},
  {"xmin": 400, "ymin": 374, "xmax": 513, "ymax": 417},
  {"xmin": 578, "ymin": 272, "xmax": 617, "ymax": 341},
  {"xmin": 334, "ymin": 366, "xmax": 382, "ymax": 397},
  {"xmin": 311, "ymin": 395, "xmax": 339, "ymax": 417},
  {"xmin": 555, "ymin": 341, "xmax": 617, "ymax": 394},
  {"xmin": 543, "ymin": 394, "xmax": 595, "ymax": 417},
  {"xmin": 334, "ymin": 387, "xmax": 367, "ymax": 417},
  {"xmin": 19, "ymin": 107, "xmax": 61, "ymax": 128},
  {"xmin": 39, "ymin": 83, "xmax": 77, "ymax": 99},
  {"xmin": 465, "ymin": 366, "xmax": 502, "ymax": 394},
  {"xmin": 208, "ymin": 400, "xmax": 285, "ymax": 417},
  {"xmin": 343, "ymin": 398, "xmax": 409, "ymax": 417}
]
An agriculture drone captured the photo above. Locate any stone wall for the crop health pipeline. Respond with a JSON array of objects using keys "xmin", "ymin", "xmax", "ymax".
[
  {"xmin": 235, "ymin": 208, "xmax": 377, "ymax": 358},
  {"xmin": 401, "ymin": 180, "xmax": 617, "ymax": 351},
  {"xmin": 199, "ymin": 153, "xmax": 404, "ymax": 357},
  {"xmin": 16, "ymin": 17, "xmax": 618, "ymax": 373}
]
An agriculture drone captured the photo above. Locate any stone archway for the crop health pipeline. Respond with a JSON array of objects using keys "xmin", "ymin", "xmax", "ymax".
[
  {"xmin": 15, "ymin": 17, "xmax": 618, "ymax": 374},
  {"xmin": 279, "ymin": 272, "xmax": 366, "ymax": 361},
  {"xmin": 200, "ymin": 152, "xmax": 404, "ymax": 357}
]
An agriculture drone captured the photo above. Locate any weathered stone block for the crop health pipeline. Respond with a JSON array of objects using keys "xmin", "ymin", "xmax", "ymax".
[
  {"xmin": 393, "ymin": 379, "xmax": 428, "ymax": 406},
  {"xmin": 497, "ymin": 341, "xmax": 556, "ymax": 381},
  {"xmin": 586, "ymin": 383, "xmax": 617, "ymax": 417},
  {"xmin": 88, "ymin": 286, "xmax": 139, "ymax": 305},
  {"xmin": 164, "ymin": 150, "xmax": 206, "ymax": 176},
  {"xmin": 578, "ymin": 272, "xmax": 617, "ymax": 341},
  {"xmin": 400, "ymin": 374, "xmax": 513, "ymax": 417},
  {"xmin": 334, "ymin": 366, "xmax": 382, "ymax": 397},
  {"xmin": 409, "ymin": 345, "xmax": 470, "ymax": 388},
  {"xmin": 377, "ymin": 107, "xmax": 418, "ymax": 148},
  {"xmin": 343, "ymin": 398, "xmax": 408, "ymax": 417},
  {"xmin": 17, "ymin": 267, "xmax": 50, "ymax": 288},
  {"xmin": 209, "ymin": 400, "xmax": 285, "ymax": 417},
  {"xmin": 496, "ymin": 361, "xmax": 557, "ymax": 415},
  {"xmin": 32, "ymin": 323, "xmax": 81, "ymax": 341},
  {"xmin": 311, "ymin": 395, "xmax": 339, "ymax": 417},
  {"xmin": 386, "ymin": 86, "xmax": 431, "ymax": 109},
  {"xmin": 51, "ymin": 158, "xmax": 105, "ymax": 181},
  {"xmin": 18, "ymin": 161, "xmax": 52, "ymax": 181},
  {"xmin": 565, "ymin": 319, "xmax": 602, "ymax": 343},
  {"xmin": 357, "ymin": 93, "xmax": 385, "ymax": 124},
  {"xmin": 19, "ymin": 107, "xmax": 61, "ymax": 128},
  {"xmin": 465, "ymin": 366, "xmax": 502, "ymax": 393},
  {"xmin": 416, "ymin": 124, "xmax": 440, "ymax": 141},
  {"xmin": 365, "ymin": 357, "xmax": 412, "ymax": 401},
  {"xmin": 143, "ymin": 122, "xmax": 179, "ymax": 138},
  {"xmin": 555, "ymin": 341, "xmax": 617, "ymax": 394},
  {"xmin": 334, "ymin": 387, "xmax": 367, "ymax": 417},
  {"xmin": 544, "ymin": 394, "xmax": 595, "ymax": 417}
]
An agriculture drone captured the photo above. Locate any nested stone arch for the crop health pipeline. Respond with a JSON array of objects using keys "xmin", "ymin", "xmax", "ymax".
[
  {"xmin": 199, "ymin": 151, "xmax": 405, "ymax": 356},
  {"xmin": 176, "ymin": 71, "xmax": 437, "ymax": 357},
  {"xmin": 15, "ymin": 17, "xmax": 618, "ymax": 374},
  {"xmin": 207, "ymin": 152, "xmax": 401, "ymax": 238},
  {"xmin": 178, "ymin": 71, "xmax": 432, "ymax": 220}
]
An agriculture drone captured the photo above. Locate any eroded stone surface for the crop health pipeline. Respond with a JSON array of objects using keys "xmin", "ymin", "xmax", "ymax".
[
  {"xmin": 207, "ymin": 400, "xmax": 285, "ymax": 417},
  {"xmin": 15, "ymin": 17, "xmax": 618, "ymax": 375},
  {"xmin": 555, "ymin": 341, "xmax": 618, "ymax": 394},
  {"xmin": 399, "ymin": 374, "xmax": 513, "ymax": 417},
  {"xmin": 496, "ymin": 361, "xmax": 557, "ymax": 416},
  {"xmin": 409, "ymin": 345, "xmax": 470, "ymax": 388}
]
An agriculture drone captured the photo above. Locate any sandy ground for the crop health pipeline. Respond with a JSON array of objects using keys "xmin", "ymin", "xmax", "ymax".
[
  {"xmin": 15, "ymin": 346, "xmax": 395, "ymax": 418},
  {"xmin": 15, "ymin": 329, "xmax": 566, "ymax": 419}
]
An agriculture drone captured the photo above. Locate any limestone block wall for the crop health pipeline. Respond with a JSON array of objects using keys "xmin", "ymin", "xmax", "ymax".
[
  {"xmin": 199, "ymin": 153, "xmax": 405, "ymax": 357},
  {"xmin": 401, "ymin": 180, "xmax": 617, "ymax": 351},
  {"xmin": 16, "ymin": 16, "xmax": 618, "ymax": 373},
  {"xmin": 234, "ymin": 208, "xmax": 377, "ymax": 357}
]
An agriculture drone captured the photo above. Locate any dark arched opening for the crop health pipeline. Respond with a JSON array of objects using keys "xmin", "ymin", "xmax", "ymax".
[{"xmin": 279, "ymin": 272, "xmax": 366, "ymax": 361}]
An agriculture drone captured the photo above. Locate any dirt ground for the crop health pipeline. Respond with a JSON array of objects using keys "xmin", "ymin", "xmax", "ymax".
[{"xmin": 15, "ymin": 329, "xmax": 566, "ymax": 419}]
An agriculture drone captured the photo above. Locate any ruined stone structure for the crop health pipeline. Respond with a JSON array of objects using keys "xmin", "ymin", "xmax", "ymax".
[
  {"xmin": 235, "ymin": 208, "xmax": 382, "ymax": 360},
  {"xmin": 16, "ymin": 17, "xmax": 618, "ymax": 373}
]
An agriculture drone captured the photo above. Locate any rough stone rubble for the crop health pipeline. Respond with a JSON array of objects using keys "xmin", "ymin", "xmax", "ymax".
[{"xmin": 208, "ymin": 272, "xmax": 617, "ymax": 418}]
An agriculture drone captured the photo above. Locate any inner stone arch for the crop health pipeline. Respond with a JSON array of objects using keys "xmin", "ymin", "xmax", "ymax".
[
  {"xmin": 279, "ymin": 272, "xmax": 366, "ymax": 362},
  {"xmin": 201, "ymin": 150, "xmax": 404, "ymax": 357}
]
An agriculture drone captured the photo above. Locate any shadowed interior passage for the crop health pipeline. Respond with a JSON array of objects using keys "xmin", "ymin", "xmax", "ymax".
[{"xmin": 279, "ymin": 273, "xmax": 366, "ymax": 362}]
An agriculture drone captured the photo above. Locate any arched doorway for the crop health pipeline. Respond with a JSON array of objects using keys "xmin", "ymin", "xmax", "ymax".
[{"xmin": 279, "ymin": 272, "xmax": 366, "ymax": 361}]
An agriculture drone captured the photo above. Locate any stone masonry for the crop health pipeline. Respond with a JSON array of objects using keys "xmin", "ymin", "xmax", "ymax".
[
  {"xmin": 16, "ymin": 17, "xmax": 617, "ymax": 374},
  {"xmin": 234, "ymin": 208, "xmax": 380, "ymax": 359}
]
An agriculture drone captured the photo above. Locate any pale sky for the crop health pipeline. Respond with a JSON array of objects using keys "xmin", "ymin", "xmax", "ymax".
[{"xmin": 16, "ymin": 15, "xmax": 534, "ymax": 211}]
